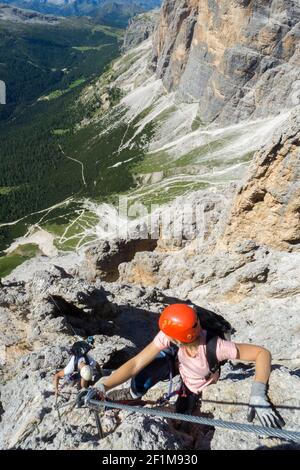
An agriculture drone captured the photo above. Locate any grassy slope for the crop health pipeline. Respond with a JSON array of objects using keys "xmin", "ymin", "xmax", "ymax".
[{"xmin": 0, "ymin": 33, "xmax": 158, "ymax": 256}]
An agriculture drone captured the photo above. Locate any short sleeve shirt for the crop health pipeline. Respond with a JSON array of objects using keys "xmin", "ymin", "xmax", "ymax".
[
  {"xmin": 64, "ymin": 355, "xmax": 97, "ymax": 376},
  {"xmin": 153, "ymin": 330, "xmax": 237, "ymax": 394}
]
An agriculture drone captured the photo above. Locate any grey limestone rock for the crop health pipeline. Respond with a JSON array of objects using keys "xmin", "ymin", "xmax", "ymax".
[
  {"xmin": 122, "ymin": 10, "xmax": 160, "ymax": 53},
  {"xmin": 152, "ymin": 0, "xmax": 300, "ymax": 125}
]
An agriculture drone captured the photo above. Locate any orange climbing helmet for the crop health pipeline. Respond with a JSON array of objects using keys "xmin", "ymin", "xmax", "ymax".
[{"xmin": 159, "ymin": 304, "xmax": 201, "ymax": 343}]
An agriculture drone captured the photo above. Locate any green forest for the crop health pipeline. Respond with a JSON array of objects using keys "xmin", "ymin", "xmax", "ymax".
[
  {"xmin": 0, "ymin": 18, "xmax": 123, "ymax": 121},
  {"xmin": 0, "ymin": 17, "xmax": 123, "ymax": 250},
  {"xmin": 0, "ymin": 16, "xmax": 157, "ymax": 257}
]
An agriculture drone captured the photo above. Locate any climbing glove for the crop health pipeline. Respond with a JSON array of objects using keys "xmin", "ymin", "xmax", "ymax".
[
  {"xmin": 94, "ymin": 382, "xmax": 107, "ymax": 401},
  {"xmin": 247, "ymin": 381, "xmax": 285, "ymax": 428},
  {"xmin": 76, "ymin": 388, "xmax": 89, "ymax": 408}
]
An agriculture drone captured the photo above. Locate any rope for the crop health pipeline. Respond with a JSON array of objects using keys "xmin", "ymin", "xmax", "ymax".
[
  {"xmin": 57, "ymin": 399, "xmax": 77, "ymax": 410},
  {"xmin": 55, "ymin": 397, "xmax": 78, "ymax": 436},
  {"xmin": 87, "ymin": 398, "xmax": 300, "ymax": 443}
]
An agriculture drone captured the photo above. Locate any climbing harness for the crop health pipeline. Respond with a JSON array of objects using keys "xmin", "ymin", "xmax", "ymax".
[{"xmin": 157, "ymin": 360, "xmax": 178, "ymax": 405}]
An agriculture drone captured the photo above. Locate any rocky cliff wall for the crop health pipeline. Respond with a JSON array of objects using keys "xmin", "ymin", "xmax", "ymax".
[
  {"xmin": 122, "ymin": 10, "xmax": 160, "ymax": 52},
  {"xmin": 221, "ymin": 106, "xmax": 300, "ymax": 251},
  {"xmin": 152, "ymin": 0, "xmax": 300, "ymax": 125}
]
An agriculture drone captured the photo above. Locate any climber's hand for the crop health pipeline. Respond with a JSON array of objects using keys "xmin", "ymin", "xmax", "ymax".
[
  {"xmin": 94, "ymin": 383, "xmax": 106, "ymax": 401},
  {"xmin": 77, "ymin": 384, "xmax": 106, "ymax": 408},
  {"xmin": 76, "ymin": 388, "xmax": 89, "ymax": 408},
  {"xmin": 247, "ymin": 382, "xmax": 285, "ymax": 428}
]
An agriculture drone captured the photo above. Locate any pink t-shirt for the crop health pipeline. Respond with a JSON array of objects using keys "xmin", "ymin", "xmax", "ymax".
[{"xmin": 153, "ymin": 330, "xmax": 237, "ymax": 394}]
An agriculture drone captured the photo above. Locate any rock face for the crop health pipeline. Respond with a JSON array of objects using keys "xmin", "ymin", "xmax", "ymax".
[
  {"xmin": 80, "ymin": 238, "xmax": 158, "ymax": 282},
  {"xmin": 1, "ymin": 240, "xmax": 300, "ymax": 449},
  {"xmin": 101, "ymin": 109, "xmax": 300, "ymax": 365},
  {"xmin": 122, "ymin": 10, "xmax": 160, "ymax": 52},
  {"xmin": 0, "ymin": 262, "xmax": 299, "ymax": 449},
  {"xmin": 152, "ymin": 0, "xmax": 300, "ymax": 124},
  {"xmin": 2, "ymin": 108, "xmax": 299, "ymax": 450},
  {"xmin": 222, "ymin": 106, "xmax": 300, "ymax": 251},
  {"xmin": 0, "ymin": 262, "xmax": 188, "ymax": 450}
]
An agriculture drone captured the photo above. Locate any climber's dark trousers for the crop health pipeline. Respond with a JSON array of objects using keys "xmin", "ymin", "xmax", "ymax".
[
  {"xmin": 130, "ymin": 348, "xmax": 201, "ymax": 415},
  {"xmin": 175, "ymin": 382, "xmax": 201, "ymax": 415}
]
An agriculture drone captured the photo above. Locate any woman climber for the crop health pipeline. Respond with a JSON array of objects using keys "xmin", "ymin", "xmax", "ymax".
[{"xmin": 94, "ymin": 304, "xmax": 284, "ymax": 430}]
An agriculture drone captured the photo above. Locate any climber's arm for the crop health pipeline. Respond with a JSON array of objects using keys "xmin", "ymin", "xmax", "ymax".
[
  {"xmin": 235, "ymin": 343, "xmax": 285, "ymax": 428},
  {"xmin": 99, "ymin": 342, "xmax": 161, "ymax": 392},
  {"xmin": 53, "ymin": 369, "xmax": 65, "ymax": 395},
  {"xmin": 235, "ymin": 343, "xmax": 271, "ymax": 384}
]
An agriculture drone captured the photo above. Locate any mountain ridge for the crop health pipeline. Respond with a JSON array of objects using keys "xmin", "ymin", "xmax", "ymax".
[
  {"xmin": 0, "ymin": 3, "xmax": 62, "ymax": 23},
  {"xmin": 0, "ymin": 0, "xmax": 162, "ymax": 24}
]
